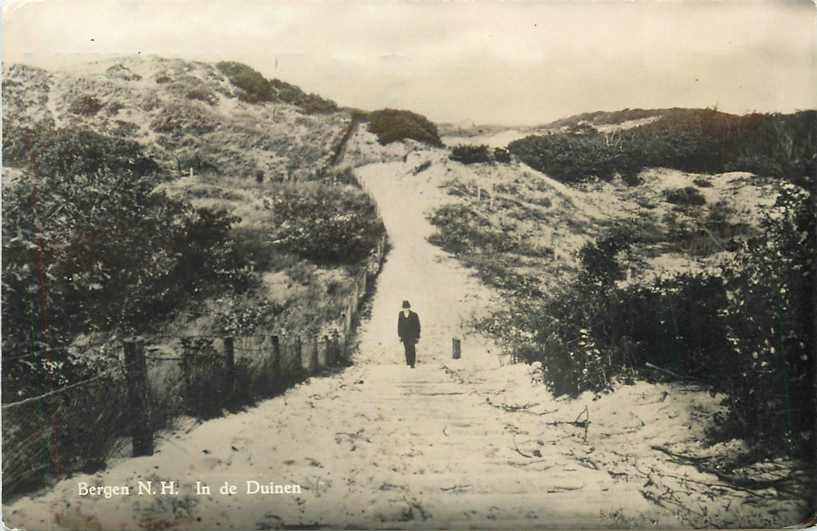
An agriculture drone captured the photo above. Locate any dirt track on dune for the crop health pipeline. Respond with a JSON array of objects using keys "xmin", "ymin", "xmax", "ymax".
[{"xmin": 3, "ymin": 160, "xmax": 806, "ymax": 530}]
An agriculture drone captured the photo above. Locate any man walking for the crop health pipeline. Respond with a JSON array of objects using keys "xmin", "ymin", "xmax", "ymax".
[{"xmin": 398, "ymin": 300, "xmax": 421, "ymax": 368}]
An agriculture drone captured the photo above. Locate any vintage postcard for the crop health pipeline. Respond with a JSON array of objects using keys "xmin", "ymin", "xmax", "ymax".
[{"xmin": 2, "ymin": 0, "xmax": 815, "ymax": 529}]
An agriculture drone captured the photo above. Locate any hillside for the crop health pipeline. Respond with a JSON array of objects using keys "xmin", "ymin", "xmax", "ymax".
[
  {"xmin": 2, "ymin": 56, "xmax": 380, "ymax": 343},
  {"xmin": 427, "ymin": 106, "xmax": 814, "ymax": 483},
  {"xmin": 3, "ymin": 57, "xmax": 348, "ymax": 181}
]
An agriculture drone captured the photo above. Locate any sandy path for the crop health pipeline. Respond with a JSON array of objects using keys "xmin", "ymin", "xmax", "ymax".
[{"xmin": 3, "ymin": 161, "xmax": 805, "ymax": 530}]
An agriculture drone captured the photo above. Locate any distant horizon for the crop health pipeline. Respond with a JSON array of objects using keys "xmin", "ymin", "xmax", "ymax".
[
  {"xmin": 6, "ymin": 52, "xmax": 816, "ymax": 130},
  {"xmin": 4, "ymin": 1, "xmax": 816, "ymax": 126}
]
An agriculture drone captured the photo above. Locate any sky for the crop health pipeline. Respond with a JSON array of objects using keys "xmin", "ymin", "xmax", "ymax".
[{"xmin": 3, "ymin": 0, "xmax": 816, "ymax": 125}]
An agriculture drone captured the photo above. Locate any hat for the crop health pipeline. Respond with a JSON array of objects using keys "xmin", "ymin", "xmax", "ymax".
[{"xmin": 402, "ymin": 300, "xmax": 411, "ymax": 309}]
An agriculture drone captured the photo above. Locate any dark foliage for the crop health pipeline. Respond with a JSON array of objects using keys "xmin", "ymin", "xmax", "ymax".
[
  {"xmin": 449, "ymin": 145, "xmax": 514, "ymax": 165},
  {"xmin": 450, "ymin": 144, "xmax": 492, "ymax": 164},
  {"xmin": 67, "ymin": 95, "xmax": 104, "ymax": 116},
  {"xmin": 29, "ymin": 127, "xmax": 160, "ymax": 179},
  {"xmin": 186, "ymin": 87, "xmax": 218, "ymax": 105},
  {"xmin": 367, "ymin": 108, "xmax": 443, "ymax": 147},
  {"xmin": 509, "ymin": 133, "xmax": 643, "ymax": 182},
  {"xmin": 216, "ymin": 61, "xmax": 273, "ymax": 103},
  {"xmin": 664, "ymin": 186, "xmax": 707, "ymax": 206},
  {"xmin": 494, "ymin": 147, "xmax": 512, "ymax": 163},
  {"xmin": 509, "ymin": 109, "xmax": 817, "ymax": 184},
  {"xmin": 1, "ymin": 127, "xmax": 244, "ymax": 397},
  {"xmin": 481, "ymin": 178, "xmax": 816, "ymax": 456},
  {"xmin": 267, "ymin": 184, "xmax": 385, "ymax": 263},
  {"xmin": 216, "ymin": 61, "xmax": 338, "ymax": 114}
]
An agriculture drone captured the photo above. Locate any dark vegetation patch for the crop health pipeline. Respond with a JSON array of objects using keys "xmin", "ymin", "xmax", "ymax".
[
  {"xmin": 510, "ymin": 109, "xmax": 817, "ymax": 184},
  {"xmin": 664, "ymin": 186, "xmax": 707, "ymax": 206},
  {"xmin": 68, "ymin": 95, "xmax": 104, "ymax": 116},
  {"xmin": 2, "ymin": 127, "xmax": 247, "ymax": 394},
  {"xmin": 215, "ymin": 61, "xmax": 338, "ymax": 114},
  {"xmin": 185, "ymin": 86, "xmax": 218, "ymax": 105},
  {"xmin": 477, "ymin": 180, "xmax": 816, "ymax": 459},
  {"xmin": 366, "ymin": 108, "xmax": 443, "ymax": 147},
  {"xmin": 449, "ymin": 144, "xmax": 513, "ymax": 165},
  {"xmin": 267, "ymin": 184, "xmax": 385, "ymax": 263}
]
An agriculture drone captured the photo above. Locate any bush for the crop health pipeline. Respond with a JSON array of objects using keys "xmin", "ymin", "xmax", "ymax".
[
  {"xmin": 216, "ymin": 61, "xmax": 273, "ymax": 103},
  {"xmin": 68, "ymin": 95, "xmax": 104, "ymax": 116},
  {"xmin": 508, "ymin": 133, "xmax": 643, "ymax": 183},
  {"xmin": 1, "ymin": 128, "xmax": 244, "ymax": 394},
  {"xmin": 367, "ymin": 109, "xmax": 443, "ymax": 147},
  {"xmin": 216, "ymin": 61, "xmax": 338, "ymax": 113},
  {"xmin": 509, "ymin": 110, "xmax": 817, "ymax": 185},
  {"xmin": 28, "ymin": 127, "xmax": 160, "ymax": 179},
  {"xmin": 494, "ymin": 147, "xmax": 512, "ymax": 163},
  {"xmin": 428, "ymin": 204, "xmax": 518, "ymax": 255},
  {"xmin": 450, "ymin": 144, "xmax": 492, "ymax": 164},
  {"xmin": 664, "ymin": 186, "xmax": 706, "ymax": 206},
  {"xmin": 267, "ymin": 184, "xmax": 384, "ymax": 263},
  {"xmin": 480, "ymin": 178, "xmax": 816, "ymax": 455},
  {"xmin": 186, "ymin": 87, "xmax": 218, "ymax": 105}
]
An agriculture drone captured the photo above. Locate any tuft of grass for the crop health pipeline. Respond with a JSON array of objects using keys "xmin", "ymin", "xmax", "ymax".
[
  {"xmin": 68, "ymin": 95, "xmax": 104, "ymax": 116},
  {"xmin": 664, "ymin": 186, "xmax": 706, "ymax": 206}
]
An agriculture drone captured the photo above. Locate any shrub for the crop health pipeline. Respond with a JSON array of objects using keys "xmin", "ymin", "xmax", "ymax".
[
  {"xmin": 68, "ymin": 95, "xmax": 104, "ymax": 116},
  {"xmin": 367, "ymin": 109, "xmax": 443, "ymax": 147},
  {"xmin": 216, "ymin": 61, "xmax": 338, "ymax": 113},
  {"xmin": 216, "ymin": 61, "xmax": 273, "ymax": 103},
  {"xmin": 693, "ymin": 177, "xmax": 713, "ymax": 188},
  {"xmin": 150, "ymin": 102, "xmax": 217, "ymax": 135},
  {"xmin": 664, "ymin": 186, "xmax": 706, "ymax": 206},
  {"xmin": 428, "ymin": 204, "xmax": 518, "ymax": 255},
  {"xmin": 511, "ymin": 110, "xmax": 816, "ymax": 185},
  {"xmin": 1, "ymin": 128, "xmax": 243, "ymax": 392},
  {"xmin": 450, "ymin": 144, "xmax": 492, "ymax": 164},
  {"xmin": 494, "ymin": 147, "xmax": 512, "ymax": 163},
  {"xmin": 155, "ymin": 75, "xmax": 172, "ymax": 84},
  {"xmin": 508, "ymin": 133, "xmax": 642, "ymax": 183},
  {"xmin": 479, "ymin": 178, "xmax": 816, "ymax": 455},
  {"xmin": 267, "ymin": 184, "xmax": 384, "ymax": 263},
  {"xmin": 26, "ymin": 127, "xmax": 159, "ymax": 179},
  {"xmin": 186, "ymin": 87, "xmax": 218, "ymax": 105}
]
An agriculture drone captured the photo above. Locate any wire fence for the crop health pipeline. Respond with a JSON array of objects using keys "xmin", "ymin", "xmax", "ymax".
[{"xmin": 1, "ymin": 232, "xmax": 387, "ymax": 496}]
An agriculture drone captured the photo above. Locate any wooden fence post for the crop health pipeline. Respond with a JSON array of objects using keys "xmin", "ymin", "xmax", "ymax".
[
  {"xmin": 124, "ymin": 339, "xmax": 153, "ymax": 457},
  {"xmin": 452, "ymin": 337, "xmax": 462, "ymax": 360},
  {"xmin": 312, "ymin": 335, "xmax": 319, "ymax": 373},
  {"xmin": 317, "ymin": 336, "xmax": 328, "ymax": 368},
  {"xmin": 224, "ymin": 337, "xmax": 235, "ymax": 399},
  {"xmin": 181, "ymin": 341, "xmax": 194, "ymax": 407},
  {"xmin": 298, "ymin": 335, "xmax": 312, "ymax": 374},
  {"xmin": 271, "ymin": 335, "xmax": 281, "ymax": 383},
  {"xmin": 346, "ymin": 298, "xmax": 354, "ymax": 329},
  {"xmin": 329, "ymin": 331, "xmax": 340, "ymax": 366}
]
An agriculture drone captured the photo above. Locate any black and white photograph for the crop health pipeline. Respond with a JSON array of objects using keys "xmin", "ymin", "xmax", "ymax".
[{"xmin": 1, "ymin": 1, "xmax": 816, "ymax": 529}]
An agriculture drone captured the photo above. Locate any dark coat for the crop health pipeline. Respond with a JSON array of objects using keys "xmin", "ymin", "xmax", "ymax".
[{"xmin": 398, "ymin": 310, "xmax": 421, "ymax": 343}]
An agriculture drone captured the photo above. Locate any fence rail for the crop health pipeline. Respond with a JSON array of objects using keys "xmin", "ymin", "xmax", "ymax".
[{"xmin": 1, "ymin": 232, "xmax": 388, "ymax": 495}]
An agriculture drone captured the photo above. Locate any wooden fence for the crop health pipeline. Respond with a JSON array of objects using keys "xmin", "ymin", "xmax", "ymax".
[{"xmin": 1, "ymin": 233, "xmax": 388, "ymax": 493}]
